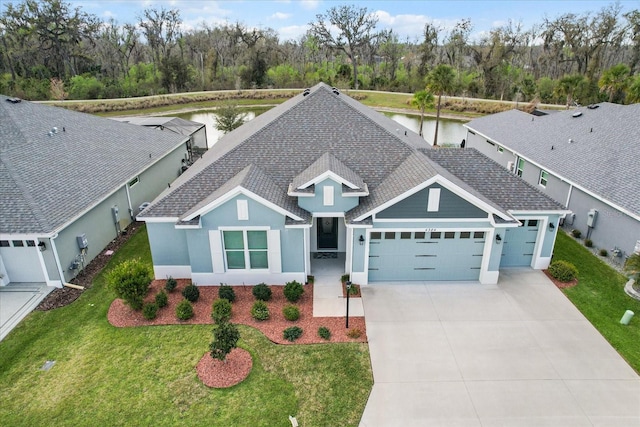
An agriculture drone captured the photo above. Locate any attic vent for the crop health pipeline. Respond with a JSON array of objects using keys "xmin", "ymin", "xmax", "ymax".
[
  {"xmin": 331, "ymin": 87, "xmax": 340, "ymax": 95},
  {"xmin": 587, "ymin": 104, "xmax": 600, "ymax": 109},
  {"xmin": 5, "ymin": 97, "xmax": 21, "ymax": 104},
  {"xmin": 303, "ymin": 88, "xmax": 310, "ymax": 96},
  {"xmin": 572, "ymin": 112, "xmax": 583, "ymax": 118}
]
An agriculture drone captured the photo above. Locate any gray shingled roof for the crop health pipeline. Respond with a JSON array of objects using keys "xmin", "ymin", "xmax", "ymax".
[
  {"xmin": 0, "ymin": 96, "xmax": 188, "ymax": 234},
  {"xmin": 111, "ymin": 116, "xmax": 205, "ymax": 137},
  {"xmin": 465, "ymin": 104, "xmax": 640, "ymax": 216},
  {"xmin": 141, "ymin": 83, "xmax": 565, "ymax": 224}
]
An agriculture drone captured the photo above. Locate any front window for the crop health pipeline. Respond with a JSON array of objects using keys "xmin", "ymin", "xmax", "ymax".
[
  {"xmin": 223, "ymin": 230, "xmax": 268, "ymax": 270},
  {"xmin": 516, "ymin": 158, "xmax": 525, "ymax": 177},
  {"xmin": 539, "ymin": 170, "xmax": 548, "ymax": 187}
]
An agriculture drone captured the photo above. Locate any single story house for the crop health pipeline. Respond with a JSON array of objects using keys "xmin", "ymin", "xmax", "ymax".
[
  {"xmin": 138, "ymin": 83, "xmax": 566, "ymax": 286},
  {"xmin": 0, "ymin": 95, "xmax": 191, "ymax": 287},
  {"xmin": 465, "ymin": 103, "xmax": 640, "ymax": 259}
]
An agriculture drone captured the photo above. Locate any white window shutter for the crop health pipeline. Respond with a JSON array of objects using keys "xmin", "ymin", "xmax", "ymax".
[
  {"xmin": 237, "ymin": 199, "xmax": 249, "ymax": 220},
  {"xmin": 323, "ymin": 185, "xmax": 334, "ymax": 206},
  {"xmin": 427, "ymin": 188, "xmax": 441, "ymax": 212},
  {"xmin": 210, "ymin": 230, "xmax": 225, "ymax": 272},
  {"xmin": 268, "ymin": 230, "xmax": 282, "ymax": 273}
]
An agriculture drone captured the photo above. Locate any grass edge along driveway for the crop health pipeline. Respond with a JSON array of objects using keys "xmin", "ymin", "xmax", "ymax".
[
  {"xmin": 554, "ymin": 231, "xmax": 640, "ymax": 373},
  {"xmin": 0, "ymin": 226, "xmax": 373, "ymax": 427}
]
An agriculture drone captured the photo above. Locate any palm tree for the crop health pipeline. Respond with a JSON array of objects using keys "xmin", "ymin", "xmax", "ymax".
[
  {"xmin": 425, "ymin": 64, "xmax": 455, "ymax": 146},
  {"xmin": 626, "ymin": 75, "xmax": 640, "ymax": 104},
  {"xmin": 411, "ymin": 90, "xmax": 434, "ymax": 137},
  {"xmin": 598, "ymin": 64, "xmax": 631, "ymax": 103},
  {"xmin": 554, "ymin": 74, "xmax": 585, "ymax": 109}
]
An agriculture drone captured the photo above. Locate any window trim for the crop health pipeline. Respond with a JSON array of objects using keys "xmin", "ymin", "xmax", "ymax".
[
  {"xmin": 538, "ymin": 170, "xmax": 548, "ymax": 187},
  {"xmin": 221, "ymin": 228, "xmax": 269, "ymax": 271},
  {"xmin": 516, "ymin": 158, "xmax": 525, "ymax": 177}
]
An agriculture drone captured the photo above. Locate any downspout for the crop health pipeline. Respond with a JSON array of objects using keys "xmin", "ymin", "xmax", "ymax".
[
  {"xmin": 49, "ymin": 233, "xmax": 65, "ymax": 288},
  {"xmin": 125, "ymin": 184, "xmax": 134, "ymax": 221}
]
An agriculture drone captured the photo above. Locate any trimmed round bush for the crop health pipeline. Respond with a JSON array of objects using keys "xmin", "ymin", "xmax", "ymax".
[
  {"xmin": 548, "ymin": 260, "xmax": 578, "ymax": 282},
  {"xmin": 212, "ymin": 298, "xmax": 232, "ymax": 323},
  {"xmin": 182, "ymin": 283, "xmax": 200, "ymax": 302},
  {"xmin": 252, "ymin": 283, "xmax": 272, "ymax": 301},
  {"xmin": 251, "ymin": 300, "xmax": 270, "ymax": 321},
  {"xmin": 176, "ymin": 299, "xmax": 194, "ymax": 320},
  {"xmin": 283, "ymin": 280, "xmax": 304, "ymax": 303},
  {"xmin": 155, "ymin": 290, "xmax": 168, "ymax": 308},
  {"xmin": 218, "ymin": 284, "xmax": 236, "ymax": 303},
  {"xmin": 318, "ymin": 326, "xmax": 331, "ymax": 340},
  {"xmin": 584, "ymin": 238, "xmax": 593, "ymax": 248},
  {"xmin": 282, "ymin": 304, "xmax": 300, "ymax": 321},
  {"xmin": 165, "ymin": 276, "xmax": 177, "ymax": 292},
  {"xmin": 599, "ymin": 248, "xmax": 608, "ymax": 257},
  {"xmin": 283, "ymin": 326, "xmax": 303, "ymax": 342},
  {"xmin": 142, "ymin": 302, "xmax": 158, "ymax": 320},
  {"xmin": 106, "ymin": 258, "xmax": 153, "ymax": 310},
  {"xmin": 571, "ymin": 229, "xmax": 582, "ymax": 238}
]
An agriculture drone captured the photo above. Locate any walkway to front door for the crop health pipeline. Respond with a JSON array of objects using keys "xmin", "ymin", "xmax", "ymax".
[{"xmin": 310, "ymin": 253, "xmax": 363, "ymax": 317}]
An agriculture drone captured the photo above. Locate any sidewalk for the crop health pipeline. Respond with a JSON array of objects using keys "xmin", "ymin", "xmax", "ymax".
[{"xmin": 310, "ymin": 253, "xmax": 364, "ymax": 318}]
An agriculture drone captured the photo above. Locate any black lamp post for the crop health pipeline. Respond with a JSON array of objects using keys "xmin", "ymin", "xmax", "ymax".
[{"xmin": 345, "ymin": 281, "xmax": 351, "ymax": 328}]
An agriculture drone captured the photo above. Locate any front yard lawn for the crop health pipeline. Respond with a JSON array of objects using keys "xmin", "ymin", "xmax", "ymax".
[
  {"xmin": 0, "ymin": 226, "xmax": 372, "ymax": 426},
  {"xmin": 553, "ymin": 232, "xmax": 640, "ymax": 373}
]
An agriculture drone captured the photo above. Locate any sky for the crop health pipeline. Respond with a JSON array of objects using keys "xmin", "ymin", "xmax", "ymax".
[{"xmin": 66, "ymin": 0, "xmax": 640, "ymax": 42}]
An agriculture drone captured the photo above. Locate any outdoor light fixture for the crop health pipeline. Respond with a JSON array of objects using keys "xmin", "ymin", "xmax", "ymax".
[
  {"xmin": 549, "ymin": 222, "xmax": 555, "ymax": 231},
  {"xmin": 38, "ymin": 241, "xmax": 46, "ymax": 251},
  {"xmin": 495, "ymin": 234, "xmax": 502, "ymax": 244},
  {"xmin": 359, "ymin": 235, "xmax": 365, "ymax": 245}
]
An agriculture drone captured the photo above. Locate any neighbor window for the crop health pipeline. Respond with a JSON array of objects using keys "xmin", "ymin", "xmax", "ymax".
[
  {"xmin": 539, "ymin": 170, "xmax": 548, "ymax": 187},
  {"xmin": 223, "ymin": 230, "xmax": 268, "ymax": 270},
  {"xmin": 516, "ymin": 158, "xmax": 525, "ymax": 177},
  {"xmin": 128, "ymin": 176, "xmax": 139, "ymax": 187}
]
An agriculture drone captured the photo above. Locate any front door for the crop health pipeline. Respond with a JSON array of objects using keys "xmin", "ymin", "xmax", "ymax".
[{"xmin": 317, "ymin": 217, "xmax": 338, "ymax": 250}]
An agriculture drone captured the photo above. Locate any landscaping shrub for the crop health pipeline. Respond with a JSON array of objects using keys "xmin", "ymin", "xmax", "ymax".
[
  {"xmin": 182, "ymin": 283, "xmax": 200, "ymax": 302},
  {"xmin": 548, "ymin": 260, "xmax": 579, "ymax": 282},
  {"xmin": 251, "ymin": 300, "xmax": 270, "ymax": 321},
  {"xmin": 571, "ymin": 229, "xmax": 582, "ymax": 238},
  {"xmin": 218, "ymin": 284, "xmax": 236, "ymax": 302},
  {"xmin": 212, "ymin": 298, "xmax": 232, "ymax": 323},
  {"xmin": 283, "ymin": 326, "xmax": 303, "ymax": 342},
  {"xmin": 340, "ymin": 274, "xmax": 350, "ymax": 283},
  {"xmin": 106, "ymin": 258, "xmax": 153, "ymax": 310},
  {"xmin": 283, "ymin": 280, "xmax": 304, "ymax": 303},
  {"xmin": 599, "ymin": 249, "xmax": 608, "ymax": 257},
  {"xmin": 252, "ymin": 283, "xmax": 272, "ymax": 301},
  {"xmin": 584, "ymin": 239, "xmax": 593, "ymax": 247},
  {"xmin": 176, "ymin": 299, "xmax": 194, "ymax": 320},
  {"xmin": 210, "ymin": 321, "xmax": 240, "ymax": 362},
  {"xmin": 318, "ymin": 326, "xmax": 331, "ymax": 340},
  {"xmin": 142, "ymin": 302, "xmax": 158, "ymax": 320},
  {"xmin": 346, "ymin": 328, "xmax": 363, "ymax": 339},
  {"xmin": 164, "ymin": 276, "xmax": 177, "ymax": 292},
  {"xmin": 155, "ymin": 290, "xmax": 168, "ymax": 308},
  {"xmin": 282, "ymin": 304, "xmax": 300, "ymax": 321}
]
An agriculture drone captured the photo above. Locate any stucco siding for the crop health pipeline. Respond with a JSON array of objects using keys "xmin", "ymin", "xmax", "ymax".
[
  {"xmin": 297, "ymin": 178, "xmax": 359, "ymax": 213},
  {"xmin": 185, "ymin": 229, "xmax": 213, "ymax": 273},
  {"xmin": 200, "ymin": 195, "xmax": 285, "ymax": 229},
  {"xmin": 147, "ymin": 222, "xmax": 190, "ymax": 266},
  {"xmin": 281, "ymin": 228, "xmax": 305, "ymax": 272}
]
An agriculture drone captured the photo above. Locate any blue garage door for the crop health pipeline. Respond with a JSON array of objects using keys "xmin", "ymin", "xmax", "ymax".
[
  {"xmin": 500, "ymin": 220, "xmax": 539, "ymax": 267},
  {"xmin": 368, "ymin": 230, "xmax": 485, "ymax": 282}
]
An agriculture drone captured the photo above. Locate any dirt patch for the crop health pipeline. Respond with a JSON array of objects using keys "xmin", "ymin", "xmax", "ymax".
[
  {"xmin": 544, "ymin": 269, "xmax": 578, "ymax": 289},
  {"xmin": 108, "ymin": 280, "xmax": 367, "ymax": 345},
  {"xmin": 196, "ymin": 348, "xmax": 253, "ymax": 388},
  {"xmin": 36, "ymin": 223, "xmax": 143, "ymax": 311}
]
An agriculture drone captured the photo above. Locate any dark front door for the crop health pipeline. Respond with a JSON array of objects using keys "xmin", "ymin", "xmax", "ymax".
[{"xmin": 317, "ymin": 217, "xmax": 338, "ymax": 250}]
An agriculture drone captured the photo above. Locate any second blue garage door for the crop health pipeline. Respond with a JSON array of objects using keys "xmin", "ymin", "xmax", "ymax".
[{"xmin": 500, "ymin": 220, "xmax": 539, "ymax": 267}]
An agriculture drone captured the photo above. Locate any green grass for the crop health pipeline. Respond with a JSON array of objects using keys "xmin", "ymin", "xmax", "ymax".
[
  {"xmin": 553, "ymin": 232, "xmax": 640, "ymax": 373},
  {"xmin": 0, "ymin": 227, "xmax": 373, "ymax": 426},
  {"xmin": 95, "ymin": 98, "xmax": 290, "ymax": 117}
]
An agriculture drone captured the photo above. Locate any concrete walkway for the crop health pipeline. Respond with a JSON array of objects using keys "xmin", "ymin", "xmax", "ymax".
[
  {"xmin": 311, "ymin": 254, "xmax": 364, "ymax": 318},
  {"xmin": 360, "ymin": 269, "xmax": 640, "ymax": 426},
  {"xmin": 0, "ymin": 283, "xmax": 55, "ymax": 341}
]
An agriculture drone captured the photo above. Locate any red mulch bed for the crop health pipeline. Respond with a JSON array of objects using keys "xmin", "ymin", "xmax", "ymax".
[
  {"xmin": 196, "ymin": 348, "xmax": 253, "ymax": 388},
  {"xmin": 544, "ymin": 270, "xmax": 578, "ymax": 289},
  {"xmin": 108, "ymin": 280, "xmax": 367, "ymax": 345}
]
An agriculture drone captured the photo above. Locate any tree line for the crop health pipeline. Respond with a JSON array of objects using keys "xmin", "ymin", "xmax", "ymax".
[{"xmin": 1, "ymin": 0, "xmax": 640, "ymax": 104}]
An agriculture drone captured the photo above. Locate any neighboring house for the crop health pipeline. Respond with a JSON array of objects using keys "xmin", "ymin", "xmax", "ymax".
[
  {"xmin": 110, "ymin": 116, "xmax": 208, "ymax": 164},
  {"xmin": 0, "ymin": 95, "xmax": 190, "ymax": 287},
  {"xmin": 138, "ymin": 83, "xmax": 566, "ymax": 286},
  {"xmin": 465, "ymin": 103, "xmax": 640, "ymax": 259}
]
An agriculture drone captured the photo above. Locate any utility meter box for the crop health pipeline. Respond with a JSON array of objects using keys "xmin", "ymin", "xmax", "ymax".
[
  {"xmin": 586, "ymin": 209, "xmax": 598, "ymax": 227},
  {"xmin": 77, "ymin": 234, "xmax": 88, "ymax": 250},
  {"xmin": 111, "ymin": 206, "xmax": 119, "ymax": 223}
]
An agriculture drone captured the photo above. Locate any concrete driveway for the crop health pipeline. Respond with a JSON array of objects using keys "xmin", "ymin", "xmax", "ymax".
[{"xmin": 359, "ymin": 269, "xmax": 640, "ymax": 426}]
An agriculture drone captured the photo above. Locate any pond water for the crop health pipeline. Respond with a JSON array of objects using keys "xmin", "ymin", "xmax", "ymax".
[{"xmin": 174, "ymin": 108, "xmax": 468, "ymax": 148}]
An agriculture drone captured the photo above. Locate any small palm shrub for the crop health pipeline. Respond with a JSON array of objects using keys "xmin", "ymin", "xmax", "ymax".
[
  {"xmin": 176, "ymin": 299, "xmax": 194, "ymax": 320},
  {"xmin": 182, "ymin": 283, "xmax": 200, "ymax": 302},
  {"xmin": 252, "ymin": 283, "xmax": 272, "ymax": 301},
  {"xmin": 106, "ymin": 258, "xmax": 153, "ymax": 310},
  {"xmin": 346, "ymin": 328, "xmax": 363, "ymax": 339},
  {"xmin": 282, "ymin": 304, "xmax": 300, "ymax": 321},
  {"xmin": 283, "ymin": 326, "xmax": 303, "ymax": 342},
  {"xmin": 571, "ymin": 229, "xmax": 582, "ymax": 238},
  {"xmin": 340, "ymin": 274, "xmax": 350, "ymax": 283},
  {"xmin": 251, "ymin": 300, "xmax": 270, "ymax": 321},
  {"xmin": 548, "ymin": 260, "xmax": 578, "ymax": 282},
  {"xmin": 165, "ymin": 276, "xmax": 177, "ymax": 292},
  {"xmin": 142, "ymin": 302, "xmax": 158, "ymax": 320},
  {"xmin": 599, "ymin": 249, "xmax": 608, "ymax": 257},
  {"xmin": 212, "ymin": 298, "xmax": 232, "ymax": 323},
  {"xmin": 155, "ymin": 290, "xmax": 168, "ymax": 308},
  {"xmin": 284, "ymin": 280, "xmax": 304, "ymax": 303},
  {"xmin": 318, "ymin": 326, "xmax": 331, "ymax": 340},
  {"xmin": 584, "ymin": 239, "xmax": 593, "ymax": 248},
  {"xmin": 218, "ymin": 284, "xmax": 236, "ymax": 302}
]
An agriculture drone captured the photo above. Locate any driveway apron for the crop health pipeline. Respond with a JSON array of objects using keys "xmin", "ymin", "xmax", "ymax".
[{"xmin": 359, "ymin": 269, "xmax": 640, "ymax": 426}]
